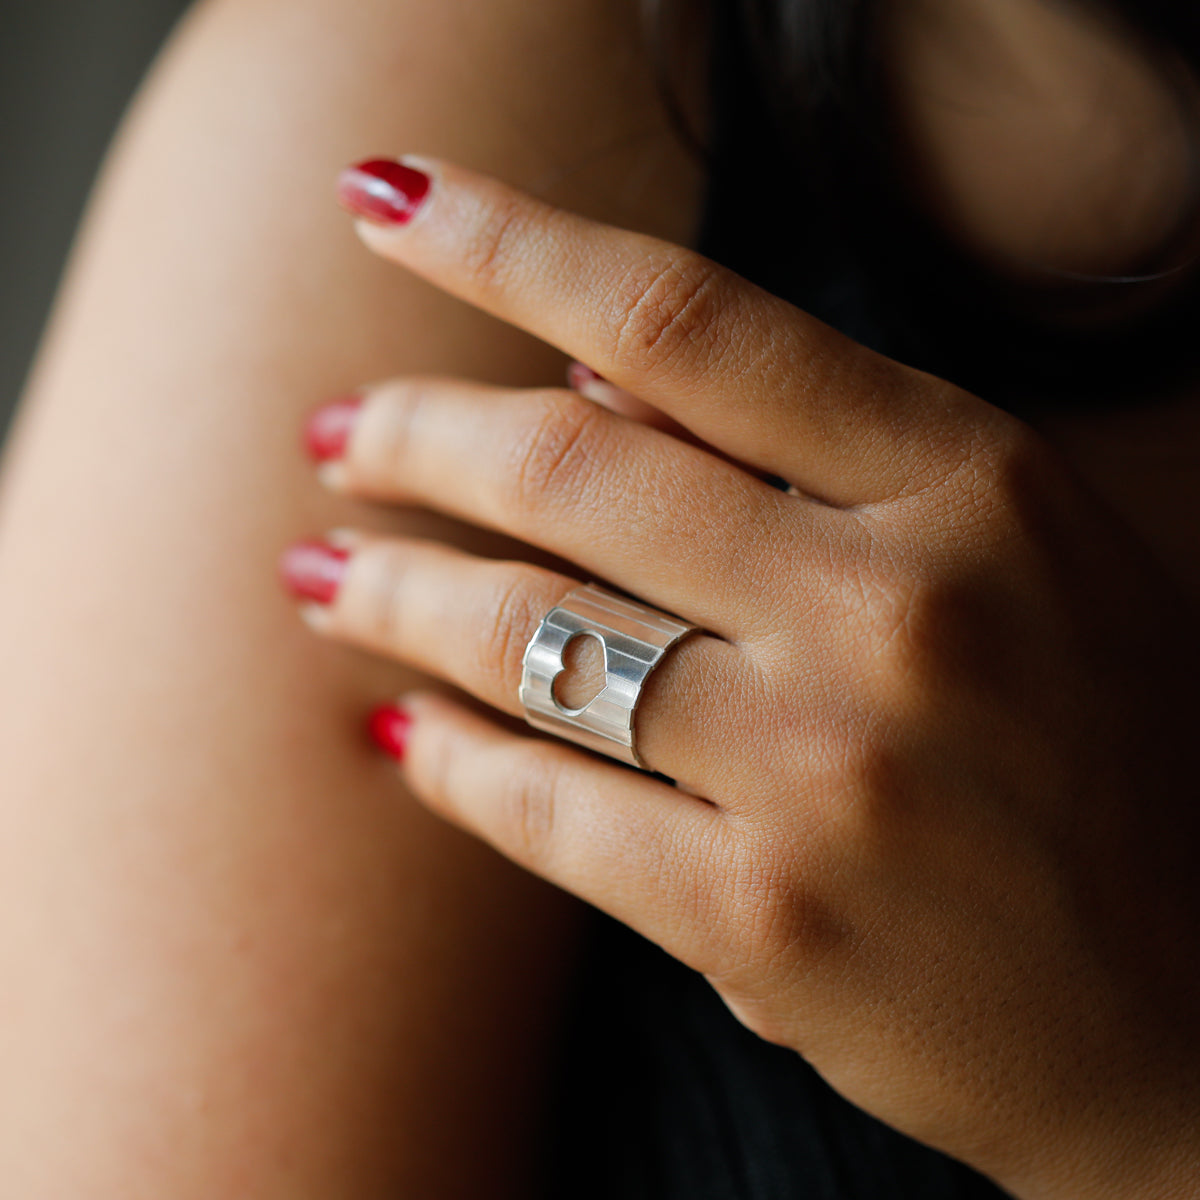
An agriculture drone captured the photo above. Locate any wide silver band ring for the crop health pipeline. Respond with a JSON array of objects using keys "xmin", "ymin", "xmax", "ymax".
[{"xmin": 518, "ymin": 583, "xmax": 699, "ymax": 770}]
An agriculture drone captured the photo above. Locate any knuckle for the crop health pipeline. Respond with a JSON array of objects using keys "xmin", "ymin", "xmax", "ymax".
[
  {"xmin": 821, "ymin": 533, "xmax": 941, "ymax": 684},
  {"xmin": 495, "ymin": 746, "xmax": 564, "ymax": 867},
  {"xmin": 739, "ymin": 846, "xmax": 846, "ymax": 966},
  {"xmin": 943, "ymin": 416, "xmax": 1061, "ymax": 539},
  {"xmin": 704, "ymin": 841, "xmax": 851, "ymax": 1026},
  {"xmin": 473, "ymin": 568, "xmax": 545, "ymax": 701},
  {"xmin": 983, "ymin": 424, "xmax": 1065, "ymax": 520},
  {"xmin": 849, "ymin": 432, "xmax": 1067, "ymax": 697},
  {"xmin": 855, "ymin": 566, "xmax": 930, "ymax": 669},
  {"xmin": 608, "ymin": 254, "xmax": 724, "ymax": 374},
  {"xmin": 847, "ymin": 563, "xmax": 951, "ymax": 718},
  {"xmin": 501, "ymin": 390, "xmax": 606, "ymax": 520}
]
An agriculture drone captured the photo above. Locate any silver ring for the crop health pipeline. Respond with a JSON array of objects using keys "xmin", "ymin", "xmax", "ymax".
[{"xmin": 518, "ymin": 583, "xmax": 699, "ymax": 770}]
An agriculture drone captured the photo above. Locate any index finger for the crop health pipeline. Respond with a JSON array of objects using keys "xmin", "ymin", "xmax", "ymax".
[{"xmin": 337, "ymin": 156, "xmax": 1004, "ymax": 505}]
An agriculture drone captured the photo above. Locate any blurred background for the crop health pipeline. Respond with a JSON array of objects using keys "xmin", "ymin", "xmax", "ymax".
[{"xmin": 1, "ymin": 0, "xmax": 190, "ymax": 440}]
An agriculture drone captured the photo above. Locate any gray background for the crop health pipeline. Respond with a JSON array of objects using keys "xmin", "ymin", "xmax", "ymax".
[{"xmin": 1, "ymin": 0, "xmax": 190, "ymax": 440}]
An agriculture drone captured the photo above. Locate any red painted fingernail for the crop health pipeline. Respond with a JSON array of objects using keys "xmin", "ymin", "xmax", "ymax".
[
  {"xmin": 304, "ymin": 394, "xmax": 363, "ymax": 462},
  {"xmin": 567, "ymin": 362, "xmax": 605, "ymax": 391},
  {"xmin": 337, "ymin": 158, "xmax": 431, "ymax": 225},
  {"xmin": 368, "ymin": 704, "xmax": 412, "ymax": 762},
  {"xmin": 279, "ymin": 540, "xmax": 350, "ymax": 605}
]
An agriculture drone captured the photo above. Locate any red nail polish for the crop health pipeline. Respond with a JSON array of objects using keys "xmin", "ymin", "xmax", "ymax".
[
  {"xmin": 368, "ymin": 704, "xmax": 412, "ymax": 762},
  {"xmin": 279, "ymin": 540, "xmax": 349, "ymax": 605},
  {"xmin": 567, "ymin": 362, "xmax": 604, "ymax": 391},
  {"xmin": 337, "ymin": 158, "xmax": 431, "ymax": 225},
  {"xmin": 304, "ymin": 395, "xmax": 363, "ymax": 462}
]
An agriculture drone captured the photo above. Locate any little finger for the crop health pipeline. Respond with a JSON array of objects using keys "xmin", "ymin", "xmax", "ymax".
[{"xmin": 379, "ymin": 691, "xmax": 736, "ymax": 977}]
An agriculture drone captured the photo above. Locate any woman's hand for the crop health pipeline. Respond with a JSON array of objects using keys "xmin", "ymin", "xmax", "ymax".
[{"xmin": 282, "ymin": 157, "xmax": 1200, "ymax": 1200}]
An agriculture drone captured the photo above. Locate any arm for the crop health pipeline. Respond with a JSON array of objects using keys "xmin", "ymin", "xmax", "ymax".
[{"xmin": 0, "ymin": 0, "xmax": 701, "ymax": 1194}]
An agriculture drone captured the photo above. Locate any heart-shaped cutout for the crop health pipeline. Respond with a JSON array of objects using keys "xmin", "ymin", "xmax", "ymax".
[{"xmin": 552, "ymin": 631, "xmax": 609, "ymax": 712}]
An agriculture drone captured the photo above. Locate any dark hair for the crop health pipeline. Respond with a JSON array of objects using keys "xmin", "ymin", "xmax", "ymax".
[{"xmin": 645, "ymin": 0, "xmax": 1200, "ymax": 408}]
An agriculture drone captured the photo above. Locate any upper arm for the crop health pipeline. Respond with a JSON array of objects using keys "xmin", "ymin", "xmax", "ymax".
[{"xmin": 0, "ymin": 0, "xmax": 701, "ymax": 1194}]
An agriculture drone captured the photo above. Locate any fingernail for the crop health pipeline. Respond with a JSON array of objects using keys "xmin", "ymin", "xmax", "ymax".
[
  {"xmin": 279, "ymin": 539, "xmax": 350, "ymax": 605},
  {"xmin": 337, "ymin": 158, "xmax": 431, "ymax": 225},
  {"xmin": 368, "ymin": 703, "xmax": 412, "ymax": 762},
  {"xmin": 304, "ymin": 394, "xmax": 363, "ymax": 462},
  {"xmin": 567, "ymin": 362, "xmax": 605, "ymax": 391}
]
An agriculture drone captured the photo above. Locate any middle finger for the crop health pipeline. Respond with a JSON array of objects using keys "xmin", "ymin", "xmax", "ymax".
[{"xmin": 316, "ymin": 377, "xmax": 837, "ymax": 639}]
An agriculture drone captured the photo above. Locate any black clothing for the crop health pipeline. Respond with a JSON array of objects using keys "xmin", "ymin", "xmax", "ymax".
[{"xmin": 548, "ymin": 919, "xmax": 1007, "ymax": 1199}]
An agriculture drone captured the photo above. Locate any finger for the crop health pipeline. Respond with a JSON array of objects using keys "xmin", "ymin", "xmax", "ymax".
[
  {"xmin": 566, "ymin": 362, "xmax": 689, "ymax": 439},
  {"xmin": 389, "ymin": 690, "xmax": 735, "ymax": 977},
  {"xmin": 316, "ymin": 376, "xmax": 818, "ymax": 639},
  {"xmin": 287, "ymin": 532, "xmax": 748, "ymax": 791},
  {"xmin": 568, "ymin": 361, "xmax": 803, "ymax": 492},
  {"xmin": 337, "ymin": 157, "xmax": 1009, "ymax": 505}
]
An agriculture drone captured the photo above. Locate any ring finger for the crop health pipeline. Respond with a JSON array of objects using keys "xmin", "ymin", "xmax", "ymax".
[{"xmin": 280, "ymin": 532, "xmax": 751, "ymax": 792}]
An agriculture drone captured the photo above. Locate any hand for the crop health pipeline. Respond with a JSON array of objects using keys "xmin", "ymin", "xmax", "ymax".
[{"xmin": 281, "ymin": 157, "xmax": 1200, "ymax": 1199}]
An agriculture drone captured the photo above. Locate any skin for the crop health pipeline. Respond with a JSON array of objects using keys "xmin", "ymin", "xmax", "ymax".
[
  {"xmin": 0, "ymin": 0, "xmax": 1197, "ymax": 1195},
  {"xmin": 310, "ymin": 156, "xmax": 1200, "ymax": 1200},
  {"xmin": 0, "ymin": 0, "xmax": 699, "ymax": 1194}
]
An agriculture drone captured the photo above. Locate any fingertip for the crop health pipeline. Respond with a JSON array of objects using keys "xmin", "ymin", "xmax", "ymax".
[
  {"xmin": 316, "ymin": 461, "xmax": 349, "ymax": 492},
  {"xmin": 367, "ymin": 702, "xmax": 414, "ymax": 763},
  {"xmin": 567, "ymin": 361, "xmax": 605, "ymax": 392},
  {"xmin": 298, "ymin": 601, "xmax": 333, "ymax": 634},
  {"xmin": 393, "ymin": 689, "xmax": 463, "ymax": 730},
  {"xmin": 303, "ymin": 394, "xmax": 363, "ymax": 462},
  {"xmin": 279, "ymin": 538, "xmax": 350, "ymax": 605}
]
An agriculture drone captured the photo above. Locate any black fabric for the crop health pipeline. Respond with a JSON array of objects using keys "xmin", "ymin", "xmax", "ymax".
[{"xmin": 546, "ymin": 918, "xmax": 1008, "ymax": 1199}]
